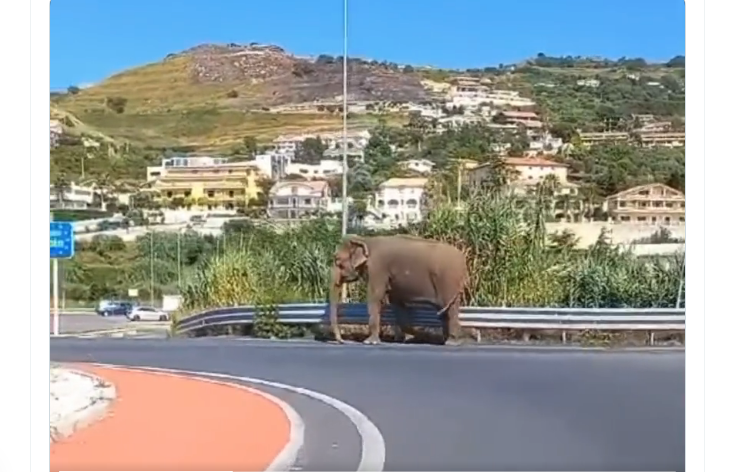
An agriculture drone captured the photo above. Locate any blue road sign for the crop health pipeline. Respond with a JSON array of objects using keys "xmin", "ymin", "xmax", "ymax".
[{"xmin": 50, "ymin": 222, "xmax": 75, "ymax": 259}]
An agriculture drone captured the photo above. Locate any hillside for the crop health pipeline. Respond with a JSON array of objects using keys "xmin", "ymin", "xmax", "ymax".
[
  {"xmin": 51, "ymin": 45, "xmax": 684, "ymax": 157},
  {"xmin": 51, "ymin": 43, "xmax": 426, "ymax": 149}
]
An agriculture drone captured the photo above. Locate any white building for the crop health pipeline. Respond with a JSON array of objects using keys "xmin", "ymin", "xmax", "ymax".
[
  {"xmin": 50, "ymin": 182, "xmax": 95, "ymax": 209},
  {"xmin": 526, "ymin": 132, "xmax": 564, "ymax": 156},
  {"xmin": 286, "ymin": 159, "xmax": 344, "ymax": 179},
  {"xmin": 374, "ymin": 177, "xmax": 428, "ymax": 225},
  {"xmin": 480, "ymin": 90, "xmax": 535, "ymax": 108},
  {"xmin": 399, "ymin": 159, "xmax": 435, "ymax": 174},
  {"xmin": 436, "ymin": 115, "xmax": 483, "ymax": 132},
  {"xmin": 406, "ymin": 104, "xmax": 444, "ymax": 119},
  {"xmin": 253, "ymin": 152, "xmax": 293, "ymax": 180},
  {"xmin": 273, "ymin": 130, "xmax": 371, "ymax": 154},
  {"xmin": 50, "ymin": 119, "xmax": 63, "ymax": 148},
  {"xmin": 146, "ymin": 156, "xmax": 229, "ymax": 182}
]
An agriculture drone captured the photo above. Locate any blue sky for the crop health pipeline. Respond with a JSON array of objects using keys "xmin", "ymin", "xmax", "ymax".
[{"xmin": 51, "ymin": 0, "xmax": 685, "ymax": 90}]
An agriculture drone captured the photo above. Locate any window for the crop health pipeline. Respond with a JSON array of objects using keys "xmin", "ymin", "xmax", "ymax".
[
  {"xmin": 166, "ymin": 191, "xmax": 173, "ymax": 198},
  {"xmin": 664, "ymin": 217, "xmax": 671, "ymax": 223},
  {"xmin": 304, "ymin": 198, "xmax": 312, "ymax": 205},
  {"xmin": 638, "ymin": 190, "xmax": 649, "ymax": 196},
  {"xmin": 207, "ymin": 191, "xmax": 215, "ymax": 198},
  {"xmin": 637, "ymin": 216, "xmax": 647, "ymax": 222},
  {"xmin": 679, "ymin": 217, "xmax": 685, "ymax": 222},
  {"xmin": 619, "ymin": 201, "xmax": 626, "ymax": 208},
  {"xmin": 184, "ymin": 191, "xmax": 191, "ymax": 197},
  {"xmin": 228, "ymin": 191, "xmax": 235, "ymax": 198},
  {"xmin": 620, "ymin": 216, "xmax": 631, "ymax": 222}
]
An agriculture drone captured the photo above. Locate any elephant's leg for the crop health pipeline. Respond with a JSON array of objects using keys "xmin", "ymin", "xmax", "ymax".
[
  {"xmin": 393, "ymin": 303, "xmax": 416, "ymax": 343},
  {"xmin": 444, "ymin": 301, "xmax": 463, "ymax": 346},
  {"xmin": 364, "ymin": 283, "xmax": 386, "ymax": 345}
]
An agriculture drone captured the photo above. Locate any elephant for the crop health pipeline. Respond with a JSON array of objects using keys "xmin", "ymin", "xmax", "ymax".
[{"xmin": 328, "ymin": 235, "xmax": 467, "ymax": 345}]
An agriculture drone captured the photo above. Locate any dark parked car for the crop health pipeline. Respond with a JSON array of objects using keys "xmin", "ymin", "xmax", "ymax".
[{"xmin": 96, "ymin": 300, "xmax": 135, "ymax": 317}]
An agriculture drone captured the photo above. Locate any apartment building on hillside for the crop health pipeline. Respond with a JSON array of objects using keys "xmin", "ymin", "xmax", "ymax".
[
  {"xmin": 468, "ymin": 157, "xmax": 570, "ymax": 186},
  {"xmin": 637, "ymin": 131, "xmax": 685, "ymax": 148},
  {"xmin": 50, "ymin": 120, "xmax": 63, "ymax": 148},
  {"xmin": 605, "ymin": 183, "xmax": 685, "ymax": 225},
  {"xmin": 150, "ymin": 161, "xmax": 263, "ymax": 209},
  {"xmin": 268, "ymin": 180, "xmax": 332, "ymax": 220},
  {"xmin": 146, "ymin": 156, "xmax": 229, "ymax": 182},
  {"xmin": 500, "ymin": 110, "xmax": 543, "ymax": 129},
  {"xmin": 399, "ymin": 159, "xmax": 435, "ymax": 174},
  {"xmin": 286, "ymin": 159, "xmax": 344, "ymax": 179},
  {"xmin": 374, "ymin": 177, "xmax": 429, "ymax": 225},
  {"xmin": 578, "ymin": 131, "xmax": 631, "ymax": 147},
  {"xmin": 50, "ymin": 182, "xmax": 95, "ymax": 210}
]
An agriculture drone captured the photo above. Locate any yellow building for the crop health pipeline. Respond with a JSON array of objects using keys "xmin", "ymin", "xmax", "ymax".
[{"xmin": 151, "ymin": 161, "xmax": 264, "ymax": 209}]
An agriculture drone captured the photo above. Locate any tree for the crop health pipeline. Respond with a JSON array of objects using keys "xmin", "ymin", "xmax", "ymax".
[
  {"xmin": 491, "ymin": 112, "xmax": 508, "ymax": 125},
  {"xmin": 666, "ymin": 55, "xmax": 685, "ymax": 68},
  {"xmin": 105, "ymin": 96, "xmax": 128, "ymax": 114},
  {"xmin": 242, "ymin": 136, "xmax": 258, "ymax": 156},
  {"xmin": 294, "ymin": 138, "xmax": 326, "ymax": 164},
  {"xmin": 83, "ymin": 173, "xmax": 114, "ymax": 211},
  {"xmin": 52, "ymin": 173, "xmax": 71, "ymax": 208}
]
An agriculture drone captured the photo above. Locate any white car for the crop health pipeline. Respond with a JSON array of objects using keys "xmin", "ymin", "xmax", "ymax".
[{"xmin": 127, "ymin": 306, "xmax": 169, "ymax": 322}]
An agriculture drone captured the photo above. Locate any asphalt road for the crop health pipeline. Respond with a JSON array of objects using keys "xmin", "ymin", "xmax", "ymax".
[
  {"xmin": 49, "ymin": 313, "xmax": 130, "ymax": 334},
  {"xmin": 50, "ymin": 338, "xmax": 685, "ymax": 471}
]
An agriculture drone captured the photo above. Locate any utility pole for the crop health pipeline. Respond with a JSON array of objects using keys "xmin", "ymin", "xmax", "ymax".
[
  {"xmin": 177, "ymin": 230, "xmax": 182, "ymax": 288},
  {"xmin": 149, "ymin": 231, "xmax": 154, "ymax": 306},
  {"xmin": 340, "ymin": 0, "xmax": 350, "ymax": 305},
  {"xmin": 340, "ymin": 0, "xmax": 349, "ymax": 237}
]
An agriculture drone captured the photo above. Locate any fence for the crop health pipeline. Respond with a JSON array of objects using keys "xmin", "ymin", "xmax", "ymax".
[{"xmin": 175, "ymin": 303, "xmax": 686, "ymax": 343}]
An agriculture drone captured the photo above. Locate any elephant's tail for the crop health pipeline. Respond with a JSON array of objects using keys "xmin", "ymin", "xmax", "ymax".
[
  {"xmin": 436, "ymin": 289, "xmax": 463, "ymax": 316},
  {"xmin": 435, "ymin": 264, "xmax": 467, "ymax": 317}
]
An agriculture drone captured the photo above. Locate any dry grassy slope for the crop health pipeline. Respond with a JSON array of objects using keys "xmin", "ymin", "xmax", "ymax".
[
  {"xmin": 51, "ymin": 54, "xmax": 408, "ymax": 150},
  {"xmin": 50, "ymin": 105, "xmax": 119, "ymax": 144}
]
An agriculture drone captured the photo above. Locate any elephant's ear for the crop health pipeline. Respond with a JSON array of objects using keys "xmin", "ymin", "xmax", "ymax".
[{"xmin": 349, "ymin": 237, "xmax": 369, "ymax": 268}]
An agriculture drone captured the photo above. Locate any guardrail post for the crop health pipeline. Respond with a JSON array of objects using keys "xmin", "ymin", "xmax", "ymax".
[
  {"xmin": 561, "ymin": 331, "xmax": 567, "ymax": 344},
  {"xmin": 649, "ymin": 331, "xmax": 655, "ymax": 346}
]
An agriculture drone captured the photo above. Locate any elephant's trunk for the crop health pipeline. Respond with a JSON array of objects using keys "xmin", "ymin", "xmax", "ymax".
[{"xmin": 329, "ymin": 267, "xmax": 344, "ymax": 343}]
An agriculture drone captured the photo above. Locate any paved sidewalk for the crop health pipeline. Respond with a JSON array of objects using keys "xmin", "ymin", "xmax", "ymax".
[
  {"xmin": 50, "ymin": 364, "xmax": 293, "ymax": 472},
  {"xmin": 50, "ymin": 365, "xmax": 115, "ymax": 442}
]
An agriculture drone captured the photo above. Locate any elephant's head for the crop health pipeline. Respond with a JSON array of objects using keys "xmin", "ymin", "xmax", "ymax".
[{"xmin": 329, "ymin": 237, "xmax": 369, "ymax": 343}]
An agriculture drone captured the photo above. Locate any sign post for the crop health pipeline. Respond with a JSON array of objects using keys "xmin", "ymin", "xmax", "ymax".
[{"xmin": 50, "ymin": 221, "xmax": 75, "ymax": 336}]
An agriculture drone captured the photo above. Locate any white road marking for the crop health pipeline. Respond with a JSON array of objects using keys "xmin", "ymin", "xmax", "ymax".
[
  {"xmin": 90, "ymin": 364, "xmax": 304, "ymax": 472},
  {"xmin": 91, "ymin": 363, "xmax": 386, "ymax": 472}
]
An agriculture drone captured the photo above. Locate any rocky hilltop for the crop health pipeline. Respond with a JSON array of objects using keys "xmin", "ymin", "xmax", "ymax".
[{"xmin": 168, "ymin": 42, "xmax": 430, "ymax": 105}]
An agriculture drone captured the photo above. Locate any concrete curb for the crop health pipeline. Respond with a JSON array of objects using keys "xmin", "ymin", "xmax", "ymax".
[{"xmin": 50, "ymin": 367, "xmax": 116, "ymax": 443}]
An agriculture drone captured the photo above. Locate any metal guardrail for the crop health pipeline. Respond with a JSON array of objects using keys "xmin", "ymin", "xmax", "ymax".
[{"xmin": 175, "ymin": 303, "xmax": 686, "ymax": 334}]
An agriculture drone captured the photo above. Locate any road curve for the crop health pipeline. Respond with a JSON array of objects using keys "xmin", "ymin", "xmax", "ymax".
[{"xmin": 51, "ymin": 338, "xmax": 685, "ymax": 471}]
